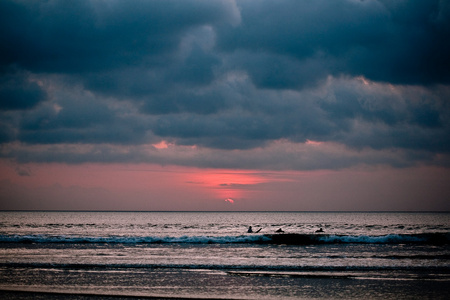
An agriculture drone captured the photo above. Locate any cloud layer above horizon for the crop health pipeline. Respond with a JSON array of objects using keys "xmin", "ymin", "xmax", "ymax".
[{"xmin": 1, "ymin": 0, "xmax": 450, "ymax": 171}]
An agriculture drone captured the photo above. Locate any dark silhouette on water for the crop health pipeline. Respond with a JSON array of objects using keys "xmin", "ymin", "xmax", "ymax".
[
  {"xmin": 316, "ymin": 227, "xmax": 324, "ymax": 233},
  {"xmin": 248, "ymin": 226, "xmax": 262, "ymax": 233},
  {"xmin": 275, "ymin": 228, "xmax": 284, "ymax": 233}
]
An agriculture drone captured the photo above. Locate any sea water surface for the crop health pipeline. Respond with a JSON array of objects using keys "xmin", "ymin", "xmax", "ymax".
[{"xmin": 0, "ymin": 211, "xmax": 449, "ymax": 299}]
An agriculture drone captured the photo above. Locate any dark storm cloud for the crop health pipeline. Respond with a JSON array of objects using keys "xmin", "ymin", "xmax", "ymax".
[
  {"xmin": 150, "ymin": 83, "xmax": 331, "ymax": 149},
  {"xmin": 217, "ymin": 0, "xmax": 450, "ymax": 87},
  {"xmin": 318, "ymin": 80, "xmax": 450, "ymax": 152},
  {"xmin": 0, "ymin": 70, "xmax": 47, "ymax": 110},
  {"xmin": 1, "ymin": 0, "xmax": 450, "ymax": 170},
  {"xmin": 0, "ymin": 0, "xmax": 235, "ymax": 73},
  {"xmin": 17, "ymin": 89, "xmax": 151, "ymax": 145}
]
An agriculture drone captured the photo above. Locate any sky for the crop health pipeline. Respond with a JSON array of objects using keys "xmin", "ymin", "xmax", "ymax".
[{"xmin": 1, "ymin": 0, "xmax": 450, "ymax": 211}]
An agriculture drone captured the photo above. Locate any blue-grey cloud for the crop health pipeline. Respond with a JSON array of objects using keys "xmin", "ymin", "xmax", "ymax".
[
  {"xmin": 1, "ymin": 0, "xmax": 449, "ymax": 170},
  {"xmin": 0, "ymin": 0, "xmax": 236, "ymax": 73},
  {"xmin": 217, "ymin": 0, "xmax": 450, "ymax": 86},
  {"xmin": 0, "ymin": 70, "xmax": 47, "ymax": 110}
]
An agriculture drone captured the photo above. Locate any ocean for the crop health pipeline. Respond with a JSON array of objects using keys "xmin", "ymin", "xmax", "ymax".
[{"xmin": 0, "ymin": 211, "xmax": 449, "ymax": 299}]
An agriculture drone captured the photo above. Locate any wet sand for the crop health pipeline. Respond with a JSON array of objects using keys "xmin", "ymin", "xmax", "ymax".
[
  {"xmin": 1, "ymin": 267, "xmax": 450, "ymax": 300},
  {"xmin": 1, "ymin": 290, "xmax": 193, "ymax": 300}
]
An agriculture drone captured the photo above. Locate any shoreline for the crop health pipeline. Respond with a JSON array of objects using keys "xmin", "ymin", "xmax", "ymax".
[
  {"xmin": 0, "ymin": 288, "xmax": 248, "ymax": 300},
  {"xmin": 2, "ymin": 271, "xmax": 450, "ymax": 300}
]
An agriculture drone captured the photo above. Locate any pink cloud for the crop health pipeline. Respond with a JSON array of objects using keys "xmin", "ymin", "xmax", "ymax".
[
  {"xmin": 1, "ymin": 159, "xmax": 450, "ymax": 211},
  {"xmin": 224, "ymin": 198, "xmax": 235, "ymax": 204}
]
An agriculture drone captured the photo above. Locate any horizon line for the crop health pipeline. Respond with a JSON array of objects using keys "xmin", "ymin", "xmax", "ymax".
[{"xmin": 1, "ymin": 210, "xmax": 449, "ymax": 213}]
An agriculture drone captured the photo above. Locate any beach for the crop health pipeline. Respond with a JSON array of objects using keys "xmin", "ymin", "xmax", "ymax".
[
  {"xmin": 1, "ymin": 266, "xmax": 450, "ymax": 299},
  {"xmin": 2, "ymin": 266, "xmax": 450, "ymax": 299},
  {"xmin": 1, "ymin": 211, "xmax": 449, "ymax": 299}
]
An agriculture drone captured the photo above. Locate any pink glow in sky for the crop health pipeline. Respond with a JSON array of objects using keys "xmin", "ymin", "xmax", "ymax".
[{"xmin": 1, "ymin": 160, "xmax": 449, "ymax": 211}]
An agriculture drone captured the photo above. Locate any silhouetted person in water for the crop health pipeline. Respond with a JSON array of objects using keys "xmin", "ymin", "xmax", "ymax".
[
  {"xmin": 275, "ymin": 228, "xmax": 284, "ymax": 233},
  {"xmin": 248, "ymin": 226, "xmax": 262, "ymax": 233},
  {"xmin": 316, "ymin": 227, "xmax": 324, "ymax": 233}
]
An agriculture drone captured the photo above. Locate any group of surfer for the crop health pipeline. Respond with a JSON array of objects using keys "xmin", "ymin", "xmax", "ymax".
[{"xmin": 248, "ymin": 226, "xmax": 324, "ymax": 233}]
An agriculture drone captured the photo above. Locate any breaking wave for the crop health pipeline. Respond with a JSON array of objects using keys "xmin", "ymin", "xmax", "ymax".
[{"xmin": 0, "ymin": 233, "xmax": 449, "ymax": 245}]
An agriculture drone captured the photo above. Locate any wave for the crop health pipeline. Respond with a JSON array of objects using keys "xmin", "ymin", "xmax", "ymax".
[
  {"xmin": 269, "ymin": 233, "xmax": 450, "ymax": 245},
  {"xmin": 0, "ymin": 233, "xmax": 448, "ymax": 245},
  {"xmin": 1, "ymin": 262, "xmax": 449, "ymax": 273},
  {"xmin": 0, "ymin": 234, "xmax": 269, "ymax": 244}
]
